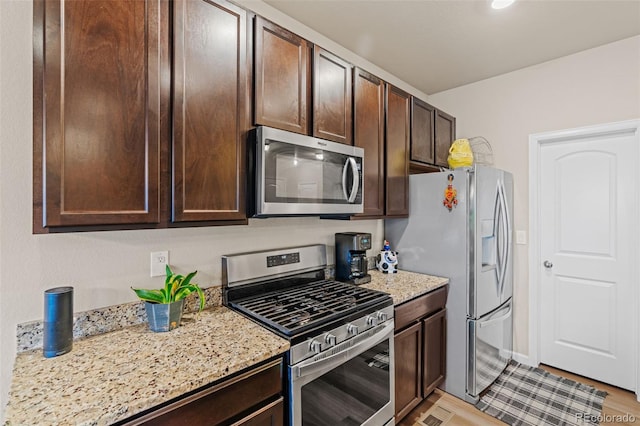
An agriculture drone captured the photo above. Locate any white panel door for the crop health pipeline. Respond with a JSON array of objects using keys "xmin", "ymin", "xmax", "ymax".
[{"xmin": 540, "ymin": 129, "xmax": 636, "ymax": 390}]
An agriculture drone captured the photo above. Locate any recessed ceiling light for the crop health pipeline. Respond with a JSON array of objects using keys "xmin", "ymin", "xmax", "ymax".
[{"xmin": 492, "ymin": 0, "xmax": 515, "ymax": 9}]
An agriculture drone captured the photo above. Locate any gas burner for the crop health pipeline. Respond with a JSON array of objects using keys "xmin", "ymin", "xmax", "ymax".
[
  {"xmin": 340, "ymin": 295, "xmax": 357, "ymax": 308},
  {"xmin": 265, "ymin": 297, "xmax": 286, "ymax": 311},
  {"xmin": 292, "ymin": 311, "xmax": 311, "ymax": 327}
]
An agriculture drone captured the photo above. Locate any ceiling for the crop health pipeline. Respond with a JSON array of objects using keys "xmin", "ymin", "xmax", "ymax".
[{"xmin": 263, "ymin": 0, "xmax": 640, "ymax": 95}]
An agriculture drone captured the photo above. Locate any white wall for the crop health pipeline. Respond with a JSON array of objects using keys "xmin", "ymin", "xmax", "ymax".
[
  {"xmin": 0, "ymin": 0, "xmax": 409, "ymax": 416},
  {"xmin": 429, "ymin": 35, "xmax": 640, "ymax": 360}
]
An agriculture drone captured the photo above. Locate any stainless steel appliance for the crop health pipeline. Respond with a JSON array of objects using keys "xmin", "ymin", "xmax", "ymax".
[
  {"xmin": 249, "ymin": 126, "xmax": 364, "ymax": 217},
  {"xmin": 222, "ymin": 245, "xmax": 395, "ymax": 426},
  {"xmin": 385, "ymin": 165, "xmax": 513, "ymax": 403},
  {"xmin": 335, "ymin": 232, "xmax": 372, "ymax": 285}
]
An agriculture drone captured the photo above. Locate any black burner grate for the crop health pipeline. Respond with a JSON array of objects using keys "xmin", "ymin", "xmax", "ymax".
[{"xmin": 230, "ymin": 280, "xmax": 388, "ymax": 337}]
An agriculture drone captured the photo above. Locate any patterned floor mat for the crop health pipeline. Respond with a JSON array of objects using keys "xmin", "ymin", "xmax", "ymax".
[{"xmin": 476, "ymin": 360, "xmax": 608, "ymax": 425}]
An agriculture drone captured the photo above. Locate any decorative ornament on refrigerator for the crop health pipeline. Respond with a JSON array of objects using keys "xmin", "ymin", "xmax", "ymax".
[{"xmin": 443, "ymin": 174, "xmax": 458, "ymax": 211}]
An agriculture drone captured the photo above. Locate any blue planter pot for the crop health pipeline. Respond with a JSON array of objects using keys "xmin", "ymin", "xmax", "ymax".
[{"xmin": 144, "ymin": 299, "xmax": 185, "ymax": 332}]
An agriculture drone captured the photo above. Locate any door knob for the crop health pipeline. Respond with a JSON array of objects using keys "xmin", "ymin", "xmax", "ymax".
[{"xmin": 543, "ymin": 260, "xmax": 553, "ymax": 268}]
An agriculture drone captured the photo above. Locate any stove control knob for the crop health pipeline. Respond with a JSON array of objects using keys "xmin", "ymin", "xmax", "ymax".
[
  {"xmin": 377, "ymin": 311, "xmax": 388, "ymax": 322},
  {"xmin": 347, "ymin": 324, "xmax": 359, "ymax": 335},
  {"xmin": 309, "ymin": 340, "xmax": 322, "ymax": 353},
  {"xmin": 324, "ymin": 333, "xmax": 337, "ymax": 346},
  {"xmin": 366, "ymin": 316, "xmax": 377, "ymax": 327}
]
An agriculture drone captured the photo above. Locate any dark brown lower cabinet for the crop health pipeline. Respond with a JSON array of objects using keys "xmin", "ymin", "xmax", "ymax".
[
  {"xmin": 394, "ymin": 321, "xmax": 423, "ymax": 421},
  {"xmin": 120, "ymin": 358, "xmax": 283, "ymax": 426},
  {"xmin": 394, "ymin": 286, "xmax": 448, "ymax": 423},
  {"xmin": 422, "ymin": 309, "xmax": 447, "ymax": 397}
]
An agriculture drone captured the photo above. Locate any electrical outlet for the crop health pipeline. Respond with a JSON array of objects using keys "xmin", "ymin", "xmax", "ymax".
[
  {"xmin": 150, "ymin": 251, "xmax": 169, "ymax": 277},
  {"xmin": 516, "ymin": 231, "xmax": 527, "ymax": 245}
]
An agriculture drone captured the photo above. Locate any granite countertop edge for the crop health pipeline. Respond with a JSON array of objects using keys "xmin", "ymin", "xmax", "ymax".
[{"xmin": 364, "ymin": 270, "xmax": 449, "ymax": 306}]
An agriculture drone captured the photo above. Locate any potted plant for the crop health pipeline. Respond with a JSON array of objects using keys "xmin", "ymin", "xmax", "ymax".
[{"xmin": 132, "ymin": 265, "xmax": 205, "ymax": 332}]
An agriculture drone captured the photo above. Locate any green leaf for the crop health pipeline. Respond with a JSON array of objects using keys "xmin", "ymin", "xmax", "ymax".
[
  {"xmin": 194, "ymin": 285, "xmax": 206, "ymax": 312},
  {"xmin": 131, "ymin": 287, "xmax": 166, "ymax": 304},
  {"xmin": 181, "ymin": 271, "xmax": 197, "ymax": 288},
  {"xmin": 164, "ymin": 265, "xmax": 174, "ymax": 293},
  {"xmin": 170, "ymin": 279, "xmax": 180, "ymax": 299},
  {"xmin": 174, "ymin": 287, "xmax": 192, "ymax": 302},
  {"xmin": 160, "ymin": 287, "xmax": 170, "ymax": 303},
  {"xmin": 174, "ymin": 284, "xmax": 206, "ymax": 311}
]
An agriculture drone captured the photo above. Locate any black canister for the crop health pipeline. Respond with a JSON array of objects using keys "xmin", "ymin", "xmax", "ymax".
[{"xmin": 43, "ymin": 286, "xmax": 73, "ymax": 358}]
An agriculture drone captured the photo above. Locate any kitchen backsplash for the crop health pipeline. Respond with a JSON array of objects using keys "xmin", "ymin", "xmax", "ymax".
[
  {"xmin": 16, "ymin": 286, "xmax": 223, "ymax": 353},
  {"xmin": 15, "ymin": 263, "xmax": 383, "ymax": 353}
]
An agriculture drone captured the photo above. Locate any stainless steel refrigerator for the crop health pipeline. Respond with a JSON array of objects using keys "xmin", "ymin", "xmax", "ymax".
[{"xmin": 386, "ymin": 165, "xmax": 513, "ymax": 403}]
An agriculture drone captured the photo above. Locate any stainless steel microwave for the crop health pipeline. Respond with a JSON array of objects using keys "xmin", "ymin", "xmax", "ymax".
[{"xmin": 250, "ymin": 126, "xmax": 364, "ymax": 217}]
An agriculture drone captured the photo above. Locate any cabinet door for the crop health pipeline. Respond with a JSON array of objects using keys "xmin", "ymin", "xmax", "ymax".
[
  {"xmin": 410, "ymin": 97, "xmax": 436, "ymax": 165},
  {"xmin": 394, "ymin": 322, "xmax": 423, "ymax": 422},
  {"xmin": 353, "ymin": 68, "xmax": 384, "ymax": 217},
  {"xmin": 422, "ymin": 308, "xmax": 447, "ymax": 397},
  {"xmin": 254, "ymin": 16, "xmax": 311, "ymax": 135},
  {"xmin": 233, "ymin": 398, "xmax": 283, "ymax": 426},
  {"xmin": 385, "ymin": 84, "xmax": 410, "ymax": 217},
  {"xmin": 434, "ymin": 110, "xmax": 456, "ymax": 168},
  {"xmin": 37, "ymin": 0, "xmax": 164, "ymax": 227},
  {"xmin": 172, "ymin": 0, "xmax": 248, "ymax": 222},
  {"xmin": 313, "ymin": 47, "xmax": 353, "ymax": 144},
  {"xmin": 126, "ymin": 359, "xmax": 283, "ymax": 425}
]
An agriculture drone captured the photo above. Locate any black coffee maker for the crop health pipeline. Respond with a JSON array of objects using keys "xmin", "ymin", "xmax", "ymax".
[{"xmin": 335, "ymin": 232, "xmax": 372, "ymax": 285}]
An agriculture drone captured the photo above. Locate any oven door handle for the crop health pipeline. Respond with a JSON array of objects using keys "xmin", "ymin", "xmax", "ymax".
[{"xmin": 295, "ymin": 321, "xmax": 394, "ymax": 380}]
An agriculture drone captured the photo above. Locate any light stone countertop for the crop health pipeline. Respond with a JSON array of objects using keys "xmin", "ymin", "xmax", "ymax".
[
  {"xmin": 363, "ymin": 270, "xmax": 449, "ymax": 305},
  {"xmin": 4, "ymin": 307, "xmax": 289, "ymax": 426},
  {"xmin": 4, "ymin": 271, "xmax": 446, "ymax": 426}
]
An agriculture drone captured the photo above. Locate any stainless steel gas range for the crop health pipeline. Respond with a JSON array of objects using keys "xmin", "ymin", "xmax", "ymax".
[{"xmin": 222, "ymin": 245, "xmax": 395, "ymax": 426}]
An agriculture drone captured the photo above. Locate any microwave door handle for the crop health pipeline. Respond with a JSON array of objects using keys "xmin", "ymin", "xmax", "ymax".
[
  {"xmin": 342, "ymin": 159, "xmax": 350, "ymax": 201},
  {"xmin": 348, "ymin": 157, "xmax": 359, "ymax": 203}
]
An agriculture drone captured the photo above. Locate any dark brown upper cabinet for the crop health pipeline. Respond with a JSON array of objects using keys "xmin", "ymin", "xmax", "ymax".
[
  {"xmin": 312, "ymin": 47, "xmax": 353, "ymax": 145},
  {"xmin": 254, "ymin": 16, "xmax": 311, "ymax": 135},
  {"xmin": 385, "ymin": 84, "xmax": 410, "ymax": 218},
  {"xmin": 34, "ymin": 0, "xmax": 166, "ymax": 229},
  {"xmin": 435, "ymin": 109, "xmax": 456, "ymax": 168},
  {"xmin": 410, "ymin": 97, "xmax": 436, "ymax": 165},
  {"xmin": 353, "ymin": 68, "xmax": 385, "ymax": 217},
  {"xmin": 410, "ymin": 97, "xmax": 456, "ymax": 172},
  {"xmin": 172, "ymin": 0, "xmax": 249, "ymax": 222}
]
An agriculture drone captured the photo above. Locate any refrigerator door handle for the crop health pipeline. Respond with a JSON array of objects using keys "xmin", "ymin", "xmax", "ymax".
[
  {"xmin": 498, "ymin": 182, "xmax": 511, "ymax": 298},
  {"xmin": 477, "ymin": 304, "xmax": 512, "ymax": 328},
  {"xmin": 493, "ymin": 189, "xmax": 503, "ymax": 297}
]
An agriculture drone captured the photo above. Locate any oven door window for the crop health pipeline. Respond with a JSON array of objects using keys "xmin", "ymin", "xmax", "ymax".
[
  {"xmin": 300, "ymin": 340, "xmax": 390, "ymax": 426},
  {"xmin": 263, "ymin": 140, "xmax": 362, "ymax": 205}
]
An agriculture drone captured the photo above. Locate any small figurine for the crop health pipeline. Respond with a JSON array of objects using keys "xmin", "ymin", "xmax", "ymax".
[
  {"xmin": 376, "ymin": 240, "xmax": 398, "ymax": 274},
  {"xmin": 443, "ymin": 173, "xmax": 458, "ymax": 211}
]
